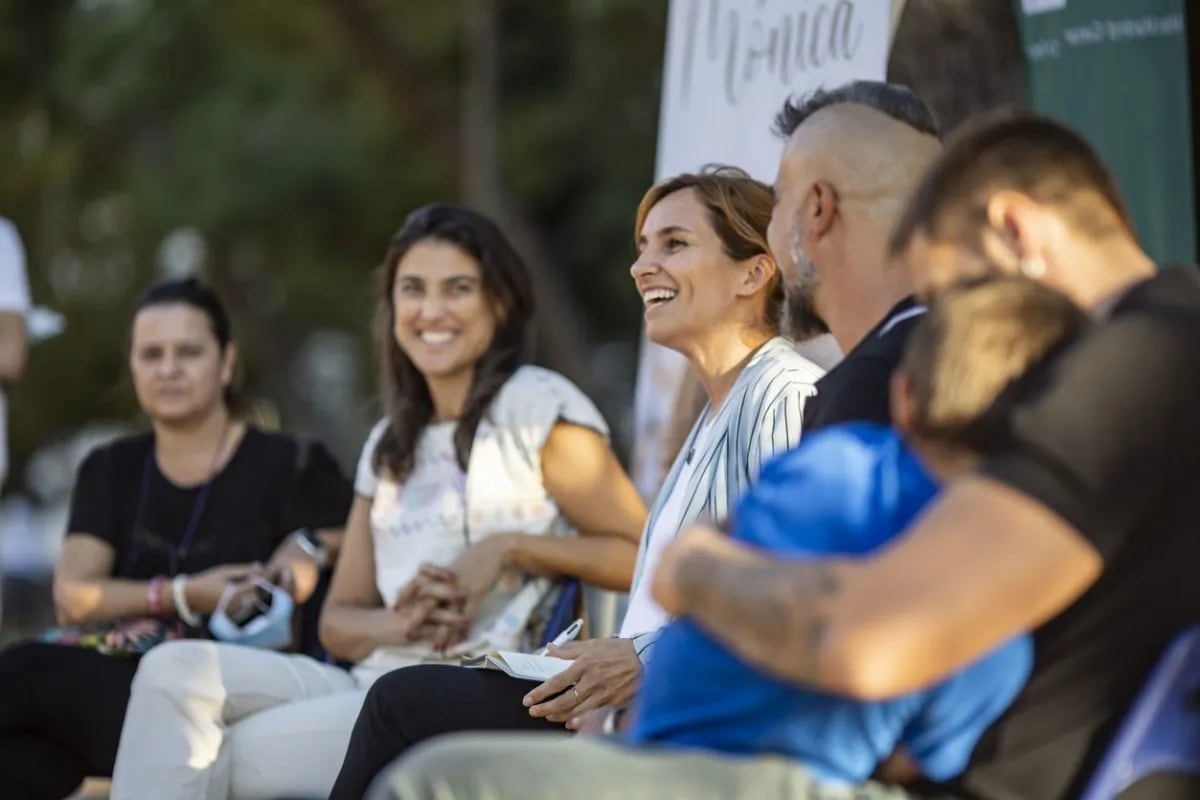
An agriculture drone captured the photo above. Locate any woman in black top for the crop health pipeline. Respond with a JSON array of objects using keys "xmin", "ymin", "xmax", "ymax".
[{"xmin": 0, "ymin": 278, "xmax": 353, "ymax": 799}]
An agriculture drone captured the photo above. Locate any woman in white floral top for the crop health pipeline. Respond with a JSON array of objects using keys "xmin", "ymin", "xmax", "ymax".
[{"xmin": 108, "ymin": 204, "xmax": 647, "ymax": 800}]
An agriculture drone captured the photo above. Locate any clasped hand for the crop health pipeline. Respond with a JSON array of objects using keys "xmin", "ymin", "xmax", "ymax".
[{"xmin": 392, "ymin": 534, "xmax": 515, "ymax": 651}]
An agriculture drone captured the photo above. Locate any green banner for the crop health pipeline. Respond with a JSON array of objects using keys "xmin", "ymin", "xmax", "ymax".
[{"xmin": 1016, "ymin": 0, "xmax": 1195, "ymax": 264}]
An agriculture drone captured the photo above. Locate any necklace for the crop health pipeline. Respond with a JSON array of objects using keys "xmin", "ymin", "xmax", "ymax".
[{"xmin": 125, "ymin": 419, "xmax": 233, "ymax": 575}]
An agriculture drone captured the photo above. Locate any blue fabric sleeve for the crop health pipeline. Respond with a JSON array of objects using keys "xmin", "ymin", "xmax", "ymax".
[
  {"xmin": 733, "ymin": 426, "xmax": 912, "ymax": 557},
  {"xmin": 629, "ymin": 628, "xmax": 662, "ymax": 668},
  {"xmin": 901, "ymin": 636, "xmax": 1034, "ymax": 780}
]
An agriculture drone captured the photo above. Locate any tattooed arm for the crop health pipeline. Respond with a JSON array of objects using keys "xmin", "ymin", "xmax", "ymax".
[
  {"xmin": 650, "ymin": 523, "xmax": 853, "ymax": 691},
  {"xmin": 652, "ymin": 477, "xmax": 1101, "ymax": 700}
]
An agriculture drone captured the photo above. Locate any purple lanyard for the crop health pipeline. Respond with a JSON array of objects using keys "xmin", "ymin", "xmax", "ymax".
[{"xmin": 124, "ymin": 444, "xmax": 220, "ymax": 576}]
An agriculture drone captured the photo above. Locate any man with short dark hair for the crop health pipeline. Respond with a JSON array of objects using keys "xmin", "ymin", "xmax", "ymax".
[{"xmin": 892, "ymin": 110, "xmax": 1139, "ymax": 308}]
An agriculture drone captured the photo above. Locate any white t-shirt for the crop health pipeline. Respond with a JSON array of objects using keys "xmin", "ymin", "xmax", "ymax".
[
  {"xmin": 351, "ymin": 366, "xmax": 609, "ymax": 682},
  {"xmin": 619, "ymin": 415, "xmax": 717, "ymax": 638},
  {"xmin": 0, "ymin": 220, "xmax": 31, "ymax": 487},
  {"xmin": 364, "ymin": 420, "xmax": 469, "ymax": 606}
]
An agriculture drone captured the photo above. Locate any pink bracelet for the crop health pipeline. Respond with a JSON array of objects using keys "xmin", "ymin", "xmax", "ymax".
[{"xmin": 147, "ymin": 575, "xmax": 168, "ymax": 616}]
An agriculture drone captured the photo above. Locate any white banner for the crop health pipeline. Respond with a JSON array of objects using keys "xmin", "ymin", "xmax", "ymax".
[
  {"xmin": 656, "ymin": 0, "xmax": 893, "ymax": 182},
  {"xmin": 632, "ymin": 0, "xmax": 898, "ymax": 498}
]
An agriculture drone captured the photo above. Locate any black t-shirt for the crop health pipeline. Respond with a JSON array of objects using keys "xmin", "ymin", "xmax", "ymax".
[
  {"xmin": 934, "ymin": 268, "xmax": 1200, "ymax": 800},
  {"xmin": 803, "ymin": 297, "xmax": 924, "ymax": 431},
  {"xmin": 67, "ymin": 427, "xmax": 354, "ymax": 580}
]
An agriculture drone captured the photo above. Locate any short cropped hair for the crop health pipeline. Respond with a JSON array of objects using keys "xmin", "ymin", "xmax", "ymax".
[
  {"xmin": 901, "ymin": 277, "xmax": 1089, "ymax": 449},
  {"xmin": 890, "ymin": 110, "xmax": 1134, "ymax": 257},
  {"xmin": 772, "ymin": 81, "xmax": 940, "ymax": 141},
  {"xmin": 635, "ymin": 165, "xmax": 782, "ymax": 332}
]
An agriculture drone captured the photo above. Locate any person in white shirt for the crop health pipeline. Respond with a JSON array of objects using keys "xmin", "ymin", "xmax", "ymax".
[
  {"xmin": 108, "ymin": 203, "xmax": 648, "ymax": 800},
  {"xmin": 326, "ymin": 165, "xmax": 826, "ymax": 799},
  {"xmin": 0, "ymin": 218, "xmax": 32, "ymax": 489}
]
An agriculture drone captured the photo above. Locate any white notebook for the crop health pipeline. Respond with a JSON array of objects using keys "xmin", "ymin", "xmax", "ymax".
[{"xmin": 461, "ymin": 650, "xmax": 573, "ymax": 681}]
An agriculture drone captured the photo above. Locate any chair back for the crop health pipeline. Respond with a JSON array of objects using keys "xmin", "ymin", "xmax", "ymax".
[
  {"xmin": 1080, "ymin": 625, "xmax": 1200, "ymax": 800},
  {"xmin": 538, "ymin": 579, "xmax": 582, "ymax": 648}
]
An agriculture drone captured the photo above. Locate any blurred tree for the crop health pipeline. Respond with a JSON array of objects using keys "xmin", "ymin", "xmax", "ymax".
[
  {"xmin": 0, "ymin": 0, "xmax": 1025, "ymax": 487},
  {"xmin": 889, "ymin": 0, "xmax": 1027, "ymax": 131},
  {"xmin": 0, "ymin": 0, "xmax": 666, "ymax": 480}
]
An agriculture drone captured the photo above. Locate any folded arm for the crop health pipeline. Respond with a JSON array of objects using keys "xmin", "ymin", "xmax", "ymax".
[
  {"xmin": 54, "ymin": 535, "xmax": 156, "ymax": 625},
  {"xmin": 53, "ymin": 534, "xmax": 259, "ymax": 625}
]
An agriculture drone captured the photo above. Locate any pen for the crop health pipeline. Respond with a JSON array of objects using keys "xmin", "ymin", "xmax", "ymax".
[{"xmin": 537, "ymin": 617, "xmax": 584, "ymax": 656}]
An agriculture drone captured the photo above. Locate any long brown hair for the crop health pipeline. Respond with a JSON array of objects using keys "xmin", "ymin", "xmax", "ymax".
[{"xmin": 373, "ymin": 204, "xmax": 536, "ymax": 481}]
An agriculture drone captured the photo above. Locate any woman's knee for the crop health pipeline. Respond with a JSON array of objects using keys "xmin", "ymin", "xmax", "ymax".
[
  {"xmin": 0, "ymin": 642, "xmax": 87, "ymax": 729},
  {"xmin": 0, "ymin": 640, "xmax": 49, "ymax": 670},
  {"xmin": 363, "ymin": 666, "xmax": 452, "ymax": 722},
  {"xmin": 0, "ymin": 643, "xmax": 53, "ymax": 710},
  {"xmin": 361, "ymin": 669, "xmax": 407, "ymax": 724},
  {"xmin": 130, "ymin": 639, "xmax": 222, "ymax": 698},
  {"xmin": 228, "ymin": 691, "xmax": 366, "ymax": 799},
  {"xmin": 0, "ymin": 641, "xmax": 66, "ymax": 687},
  {"xmin": 364, "ymin": 666, "xmax": 451, "ymax": 705}
]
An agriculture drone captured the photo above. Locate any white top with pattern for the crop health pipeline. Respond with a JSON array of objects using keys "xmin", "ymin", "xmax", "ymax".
[{"xmin": 352, "ymin": 366, "xmax": 608, "ymax": 681}]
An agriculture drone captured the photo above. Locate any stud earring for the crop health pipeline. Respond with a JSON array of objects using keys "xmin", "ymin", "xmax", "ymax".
[{"xmin": 1018, "ymin": 256, "xmax": 1047, "ymax": 279}]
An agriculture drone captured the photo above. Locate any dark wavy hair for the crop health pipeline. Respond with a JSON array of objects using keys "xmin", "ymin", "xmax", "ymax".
[
  {"xmin": 373, "ymin": 204, "xmax": 536, "ymax": 481},
  {"xmin": 131, "ymin": 276, "xmax": 242, "ymax": 413}
]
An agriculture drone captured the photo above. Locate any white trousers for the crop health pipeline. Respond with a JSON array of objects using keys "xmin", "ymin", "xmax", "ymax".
[{"xmin": 110, "ymin": 640, "xmax": 370, "ymax": 800}]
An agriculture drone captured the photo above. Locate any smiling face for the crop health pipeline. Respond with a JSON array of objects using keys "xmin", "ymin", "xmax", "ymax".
[
  {"xmin": 631, "ymin": 188, "xmax": 755, "ymax": 352},
  {"xmin": 130, "ymin": 303, "xmax": 234, "ymax": 425},
  {"xmin": 391, "ymin": 239, "xmax": 498, "ymax": 383}
]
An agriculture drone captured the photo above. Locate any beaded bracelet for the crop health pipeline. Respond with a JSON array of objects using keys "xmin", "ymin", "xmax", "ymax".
[{"xmin": 147, "ymin": 575, "xmax": 168, "ymax": 616}]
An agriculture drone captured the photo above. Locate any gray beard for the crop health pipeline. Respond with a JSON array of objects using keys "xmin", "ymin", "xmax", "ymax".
[
  {"xmin": 783, "ymin": 245, "xmax": 830, "ymax": 341},
  {"xmin": 783, "ymin": 289, "xmax": 830, "ymax": 341}
]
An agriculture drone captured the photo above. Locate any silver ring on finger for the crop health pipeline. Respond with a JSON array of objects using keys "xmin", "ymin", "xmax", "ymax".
[{"xmin": 573, "ymin": 687, "xmax": 582, "ymax": 704}]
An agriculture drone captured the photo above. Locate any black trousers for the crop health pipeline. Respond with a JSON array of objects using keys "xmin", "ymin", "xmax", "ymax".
[
  {"xmin": 329, "ymin": 664, "xmax": 564, "ymax": 800},
  {"xmin": 0, "ymin": 641, "xmax": 139, "ymax": 799}
]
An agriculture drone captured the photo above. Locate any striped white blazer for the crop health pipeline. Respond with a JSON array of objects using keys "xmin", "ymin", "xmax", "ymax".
[{"xmin": 627, "ymin": 337, "xmax": 825, "ymax": 663}]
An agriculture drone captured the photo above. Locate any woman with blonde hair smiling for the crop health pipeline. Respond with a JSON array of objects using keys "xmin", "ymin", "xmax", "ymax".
[{"xmin": 328, "ymin": 165, "xmax": 826, "ymax": 798}]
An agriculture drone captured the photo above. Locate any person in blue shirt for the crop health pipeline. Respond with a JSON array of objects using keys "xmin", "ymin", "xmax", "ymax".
[{"xmin": 629, "ymin": 277, "xmax": 1090, "ymax": 789}]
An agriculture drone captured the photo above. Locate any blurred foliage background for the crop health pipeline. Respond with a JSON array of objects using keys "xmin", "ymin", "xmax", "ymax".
[
  {"xmin": 0, "ymin": 0, "xmax": 669, "ymax": 477},
  {"xmin": 0, "ymin": 0, "xmax": 1026, "ymax": 485},
  {"xmin": 0, "ymin": 0, "xmax": 1030, "ymax": 639}
]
